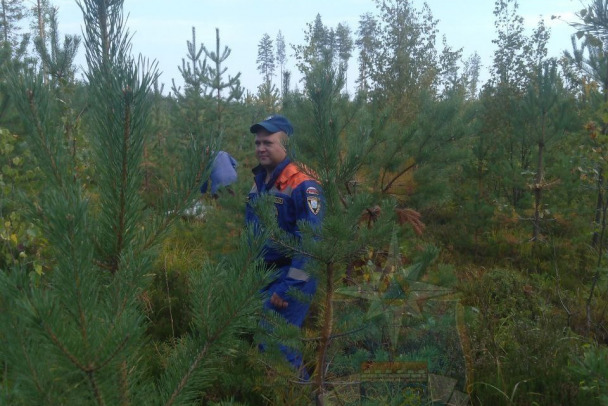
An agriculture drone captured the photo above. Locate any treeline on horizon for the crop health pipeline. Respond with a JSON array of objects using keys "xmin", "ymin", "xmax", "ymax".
[{"xmin": 1, "ymin": 0, "xmax": 608, "ymax": 405}]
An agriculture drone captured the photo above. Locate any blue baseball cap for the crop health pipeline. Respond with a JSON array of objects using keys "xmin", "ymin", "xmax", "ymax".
[{"xmin": 250, "ymin": 114, "xmax": 294, "ymax": 136}]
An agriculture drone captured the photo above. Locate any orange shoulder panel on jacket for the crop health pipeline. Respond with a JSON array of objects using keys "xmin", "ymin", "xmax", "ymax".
[{"xmin": 276, "ymin": 162, "xmax": 318, "ymax": 189}]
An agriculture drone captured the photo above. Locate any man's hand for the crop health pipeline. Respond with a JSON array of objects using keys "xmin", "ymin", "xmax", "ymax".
[{"xmin": 270, "ymin": 292, "xmax": 288, "ymax": 309}]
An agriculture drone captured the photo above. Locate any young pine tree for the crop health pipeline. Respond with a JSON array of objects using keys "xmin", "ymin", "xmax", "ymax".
[
  {"xmin": 0, "ymin": 1, "xmax": 270, "ymax": 405},
  {"xmin": 256, "ymin": 33, "xmax": 280, "ymax": 110},
  {"xmin": 203, "ymin": 27, "xmax": 243, "ymax": 137},
  {"xmin": 170, "ymin": 26, "xmax": 210, "ymax": 144},
  {"xmin": 285, "ymin": 47, "xmax": 397, "ymax": 404}
]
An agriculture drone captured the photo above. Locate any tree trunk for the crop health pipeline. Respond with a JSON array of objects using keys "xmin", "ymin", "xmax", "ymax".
[{"xmin": 314, "ymin": 262, "xmax": 334, "ymax": 405}]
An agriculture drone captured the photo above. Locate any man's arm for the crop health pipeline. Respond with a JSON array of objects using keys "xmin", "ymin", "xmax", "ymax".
[{"xmin": 288, "ymin": 180, "xmax": 324, "ymax": 280}]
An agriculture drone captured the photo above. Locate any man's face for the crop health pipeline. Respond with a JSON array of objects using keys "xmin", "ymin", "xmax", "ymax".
[{"xmin": 254, "ymin": 129, "xmax": 287, "ymax": 170}]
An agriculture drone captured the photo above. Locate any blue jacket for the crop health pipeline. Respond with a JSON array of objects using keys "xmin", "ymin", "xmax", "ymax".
[
  {"xmin": 201, "ymin": 151, "xmax": 238, "ymax": 195},
  {"xmin": 245, "ymin": 158, "xmax": 323, "ymax": 281}
]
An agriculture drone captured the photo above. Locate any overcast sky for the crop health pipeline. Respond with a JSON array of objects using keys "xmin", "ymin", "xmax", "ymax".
[{"xmin": 53, "ymin": 0, "xmax": 580, "ymax": 94}]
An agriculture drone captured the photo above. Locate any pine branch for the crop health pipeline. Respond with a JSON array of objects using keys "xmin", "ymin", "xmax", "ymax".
[
  {"xmin": 119, "ymin": 361, "xmax": 130, "ymax": 406},
  {"xmin": 113, "ymin": 85, "xmax": 133, "ymax": 273},
  {"xmin": 165, "ymin": 341, "xmax": 212, "ymax": 406},
  {"xmin": 395, "ymin": 207, "xmax": 425, "ymax": 235},
  {"xmin": 40, "ymin": 319, "xmax": 87, "ymax": 370},
  {"xmin": 381, "ymin": 161, "xmax": 416, "ymax": 194},
  {"xmin": 86, "ymin": 368, "xmax": 105, "ymax": 406},
  {"xmin": 14, "ymin": 320, "xmax": 46, "ymax": 396}
]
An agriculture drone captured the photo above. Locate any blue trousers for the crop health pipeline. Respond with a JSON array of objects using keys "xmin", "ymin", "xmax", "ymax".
[{"xmin": 261, "ymin": 266, "xmax": 317, "ymax": 378}]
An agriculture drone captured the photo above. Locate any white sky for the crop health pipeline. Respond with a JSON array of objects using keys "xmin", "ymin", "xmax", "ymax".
[{"xmin": 53, "ymin": 0, "xmax": 580, "ymax": 94}]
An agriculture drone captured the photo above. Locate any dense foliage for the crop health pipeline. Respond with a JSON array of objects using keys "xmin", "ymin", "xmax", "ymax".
[{"xmin": 1, "ymin": 0, "xmax": 608, "ymax": 405}]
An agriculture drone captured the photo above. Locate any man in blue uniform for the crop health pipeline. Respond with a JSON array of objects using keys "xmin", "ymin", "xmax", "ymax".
[{"xmin": 246, "ymin": 114, "xmax": 323, "ymax": 378}]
